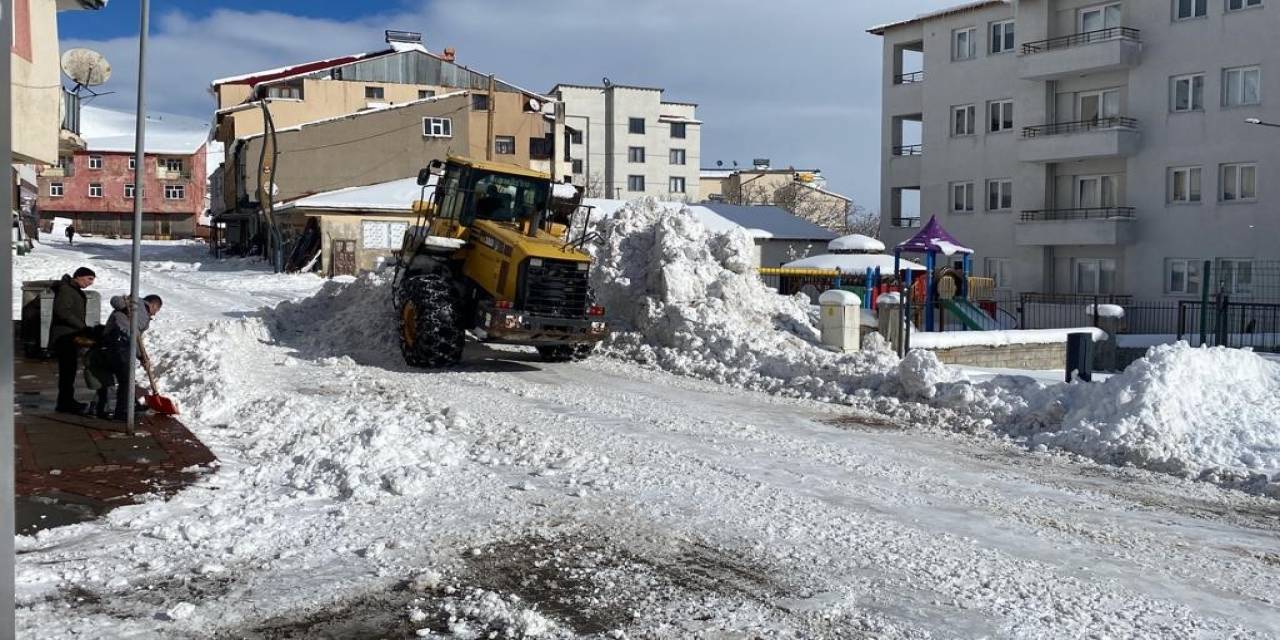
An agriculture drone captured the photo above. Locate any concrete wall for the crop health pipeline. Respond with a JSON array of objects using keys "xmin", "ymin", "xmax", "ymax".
[
  {"xmin": 232, "ymin": 95, "xmax": 472, "ymax": 207},
  {"xmin": 11, "ymin": 0, "xmax": 62, "ymax": 165},
  {"xmin": 303, "ymin": 212, "xmax": 415, "ymax": 274},
  {"xmin": 759, "ymin": 239, "xmax": 824, "ymax": 268},
  {"xmin": 927, "ymin": 341, "xmax": 1066, "ymax": 369},
  {"xmin": 875, "ymin": 0, "xmax": 1280, "ymax": 300}
]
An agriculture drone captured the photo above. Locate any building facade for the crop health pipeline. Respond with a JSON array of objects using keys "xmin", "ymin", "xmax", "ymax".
[
  {"xmin": 550, "ymin": 84, "xmax": 701, "ymax": 201},
  {"xmin": 872, "ymin": 0, "xmax": 1280, "ymax": 300},
  {"xmin": 36, "ymin": 106, "xmax": 209, "ymax": 238}
]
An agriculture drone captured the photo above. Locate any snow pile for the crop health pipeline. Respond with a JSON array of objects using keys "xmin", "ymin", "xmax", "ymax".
[
  {"xmin": 828, "ymin": 234, "xmax": 885, "ymax": 253},
  {"xmin": 263, "ymin": 272, "xmax": 400, "ymax": 365},
  {"xmin": 1085, "ymin": 303, "xmax": 1125, "ymax": 319},
  {"xmin": 590, "ymin": 199, "xmax": 900, "ymax": 399},
  {"xmin": 435, "ymin": 588, "xmax": 559, "ymax": 638},
  {"xmin": 1032, "ymin": 343, "xmax": 1280, "ymax": 477}
]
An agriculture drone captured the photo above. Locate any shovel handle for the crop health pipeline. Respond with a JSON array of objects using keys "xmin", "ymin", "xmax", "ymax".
[{"xmin": 137, "ymin": 336, "xmax": 160, "ymax": 394}]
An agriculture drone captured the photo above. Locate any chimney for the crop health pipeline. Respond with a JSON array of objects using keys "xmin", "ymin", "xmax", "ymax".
[{"xmin": 442, "ymin": 47, "xmax": 456, "ymax": 62}]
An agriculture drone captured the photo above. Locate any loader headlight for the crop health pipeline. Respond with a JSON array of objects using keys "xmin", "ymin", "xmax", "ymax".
[
  {"xmin": 590, "ymin": 322, "xmax": 606, "ymax": 333},
  {"xmin": 576, "ymin": 262, "xmax": 590, "ymax": 271},
  {"xmin": 529, "ymin": 258, "xmax": 543, "ymax": 267}
]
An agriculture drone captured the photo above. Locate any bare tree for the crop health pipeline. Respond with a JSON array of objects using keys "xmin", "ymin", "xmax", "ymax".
[
  {"xmin": 844, "ymin": 204, "xmax": 881, "ymax": 238},
  {"xmin": 582, "ymin": 172, "xmax": 607, "ymax": 199}
]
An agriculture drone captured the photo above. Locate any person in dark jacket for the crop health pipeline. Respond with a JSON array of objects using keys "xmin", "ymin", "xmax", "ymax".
[
  {"xmin": 49, "ymin": 267, "xmax": 96, "ymax": 413},
  {"xmin": 94, "ymin": 294, "xmax": 163, "ymax": 421},
  {"xmin": 65, "ymin": 224, "xmax": 75, "ymax": 246}
]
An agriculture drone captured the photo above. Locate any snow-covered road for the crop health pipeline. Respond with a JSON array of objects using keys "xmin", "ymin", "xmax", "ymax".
[{"xmin": 13, "ymin": 239, "xmax": 1280, "ymax": 638}]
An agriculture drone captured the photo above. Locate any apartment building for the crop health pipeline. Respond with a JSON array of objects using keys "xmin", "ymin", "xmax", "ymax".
[
  {"xmin": 872, "ymin": 0, "xmax": 1280, "ymax": 300},
  {"xmin": 36, "ymin": 106, "xmax": 210, "ymax": 238},
  {"xmin": 549, "ymin": 83, "xmax": 701, "ymax": 200},
  {"xmin": 211, "ymin": 31, "xmax": 566, "ymax": 248}
]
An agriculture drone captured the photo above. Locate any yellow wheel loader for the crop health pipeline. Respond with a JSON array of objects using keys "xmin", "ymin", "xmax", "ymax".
[{"xmin": 392, "ymin": 156, "xmax": 607, "ymax": 368}]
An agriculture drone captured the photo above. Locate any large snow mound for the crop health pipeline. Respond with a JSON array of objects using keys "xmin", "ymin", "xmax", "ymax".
[
  {"xmin": 1037, "ymin": 343, "xmax": 1280, "ymax": 476},
  {"xmin": 262, "ymin": 272, "xmax": 400, "ymax": 366}
]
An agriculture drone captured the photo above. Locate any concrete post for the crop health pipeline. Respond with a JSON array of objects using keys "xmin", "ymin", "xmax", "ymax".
[
  {"xmin": 819, "ymin": 290, "xmax": 861, "ymax": 353},
  {"xmin": 1089, "ymin": 303, "xmax": 1124, "ymax": 371}
]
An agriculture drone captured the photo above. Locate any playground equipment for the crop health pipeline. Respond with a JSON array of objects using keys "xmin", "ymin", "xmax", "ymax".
[{"xmin": 893, "ymin": 216, "xmax": 997, "ymax": 332}]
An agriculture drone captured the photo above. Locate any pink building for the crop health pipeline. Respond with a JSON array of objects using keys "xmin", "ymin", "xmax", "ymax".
[{"xmin": 37, "ymin": 106, "xmax": 210, "ymax": 239}]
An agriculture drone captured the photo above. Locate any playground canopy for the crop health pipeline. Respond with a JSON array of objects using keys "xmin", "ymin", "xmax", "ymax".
[
  {"xmin": 894, "ymin": 216, "xmax": 973, "ymax": 256},
  {"xmin": 828, "ymin": 234, "xmax": 886, "ymax": 254}
]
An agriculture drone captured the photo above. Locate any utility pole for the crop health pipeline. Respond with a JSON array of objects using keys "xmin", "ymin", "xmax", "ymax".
[
  {"xmin": 125, "ymin": 0, "xmax": 151, "ymax": 435},
  {"xmin": 485, "ymin": 74, "xmax": 496, "ymax": 161},
  {"xmin": 2, "ymin": 0, "xmax": 17, "ymax": 633}
]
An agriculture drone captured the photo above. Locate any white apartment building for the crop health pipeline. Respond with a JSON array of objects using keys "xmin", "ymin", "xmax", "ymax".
[
  {"xmin": 548, "ymin": 83, "xmax": 701, "ymax": 200},
  {"xmin": 872, "ymin": 0, "xmax": 1280, "ymax": 301}
]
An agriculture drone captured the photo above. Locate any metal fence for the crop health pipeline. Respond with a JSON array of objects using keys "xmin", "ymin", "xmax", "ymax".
[{"xmin": 1021, "ymin": 26, "xmax": 1141, "ymax": 54}]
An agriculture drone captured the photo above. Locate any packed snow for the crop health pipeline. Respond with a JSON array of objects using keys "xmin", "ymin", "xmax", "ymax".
[
  {"xmin": 11, "ymin": 216, "xmax": 1280, "ymax": 638},
  {"xmin": 909, "ymin": 327, "xmax": 1107, "ymax": 349},
  {"xmin": 827, "ymin": 233, "xmax": 885, "ymax": 253},
  {"xmin": 783, "ymin": 252, "xmax": 925, "ymax": 272},
  {"xmin": 1086, "ymin": 303, "xmax": 1126, "ymax": 318}
]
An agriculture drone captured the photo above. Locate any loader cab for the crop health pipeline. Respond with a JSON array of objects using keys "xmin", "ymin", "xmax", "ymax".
[{"xmin": 429, "ymin": 159, "xmax": 550, "ymax": 230}]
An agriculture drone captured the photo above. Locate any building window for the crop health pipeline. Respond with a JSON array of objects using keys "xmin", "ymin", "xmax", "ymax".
[
  {"xmin": 360, "ymin": 220, "xmax": 409, "ymax": 250},
  {"xmin": 1223, "ymin": 66, "xmax": 1262, "ymax": 106},
  {"xmin": 471, "ymin": 93, "xmax": 490, "ymax": 111},
  {"xmin": 364, "ymin": 86, "xmax": 384, "ymax": 100},
  {"xmin": 984, "ymin": 257, "xmax": 1013, "ymax": 291},
  {"xmin": 669, "ymin": 149, "xmax": 686, "ymax": 165},
  {"xmin": 1166, "ymin": 259, "xmax": 1202, "ymax": 294},
  {"xmin": 571, "ymin": 159, "xmax": 584, "ymax": 175},
  {"xmin": 1169, "ymin": 166, "xmax": 1202, "ymax": 203},
  {"xmin": 990, "ymin": 20, "xmax": 1015, "ymax": 54},
  {"xmin": 49, "ymin": 182, "xmax": 63, "ymax": 197},
  {"xmin": 669, "ymin": 177, "xmax": 686, "ymax": 193},
  {"xmin": 988, "ymin": 100, "xmax": 1014, "ymax": 132},
  {"xmin": 164, "ymin": 158, "xmax": 183, "ymax": 172},
  {"xmin": 1217, "ymin": 258, "xmax": 1254, "ymax": 295},
  {"xmin": 124, "ymin": 184, "xmax": 135, "ymax": 199},
  {"xmin": 423, "ymin": 117, "xmax": 452, "ymax": 137},
  {"xmin": 1175, "ymin": 0, "xmax": 1208, "ymax": 19},
  {"xmin": 987, "ymin": 179, "xmax": 1013, "ymax": 211},
  {"xmin": 495, "ymin": 136, "xmax": 516, "ymax": 155},
  {"xmin": 1171, "ymin": 74, "xmax": 1204, "ymax": 112},
  {"xmin": 1077, "ymin": 175, "xmax": 1119, "ymax": 208},
  {"xmin": 128, "ymin": 156, "xmax": 136, "ymax": 170},
  {"xmin": 952, "ymin": 104, "xmax": 976, "ymax": 136},
  {"xmin": 418, "ymin": 89, "xmax": 436, "ymax": 100},
  {"xmin": 569, "ymin": 129, "xmax": 583, "ymax": 144},
  {"xmin": 951, "ymin": 182, "xmax": 975, "ymax": 212},
  {"xmin": 628, "ymin": 146, "xmax": 645, "ymax": 163},
  {"xmin": 164, "ymin": 184, "xmax": 185, "ymax": 200},
  {"xmin": 628, "ymin": 118, "xmax": 645, "ymax": 134},
  {"xmin": 1080, "ymin": 4, "xmax": 1122, "ymax": 31},
  {"xmin": 627, "ymin": 175, "xmax": 645, "ymax": 192},
  {"xmin": 88, "ymin": 183, "xmax": 103, "ymax": 198},
  {"xmin": 267, "ymin": 85, "xmax": 301, "ymax": 99},
  {"xmin": 952, "ymin": 27, "xmax": 976, "ymax": 60},
  {"xmin": 1221, "ymin": 162, "xmax": 1257, "ymax": 201},
  {"xmin": 1075, "ymin": 258, "xmax": 1117, "ymax": 294},
  {"xmin": 670, "ymin": 122, "xmax": 687, "ymax": 138},
  {"xmin": 1228, "ymin": 0, "xmax": 1263, "ymax": 10},
  {"xmin": 88, "ymin": 155, "xmax": 102, "ymax": 169}
]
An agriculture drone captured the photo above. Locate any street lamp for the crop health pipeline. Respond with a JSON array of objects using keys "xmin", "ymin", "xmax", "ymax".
[{"xmin": 1244, "ymin": 117, "xmax": 1280, "ymax": 128}]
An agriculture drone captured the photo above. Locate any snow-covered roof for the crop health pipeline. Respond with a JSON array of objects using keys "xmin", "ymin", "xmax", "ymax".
[
  {"xmin": 701, "ymin": 203, "xmax": 836, "ymax": 241},
  {"xmin": 868, "ymin": 1, "xmax": 1008, "ymax": 35},
  {"xmin": 278, "ymin": 178, "xmax": 432, "ymax": 213},
  {"xmin": 699, "ymin": 169, "xmax": 735, "ymax": 179},
  {"xmin": 583, "ymin": 199, "xmax": 773, "ymax": 239},
  {"xmin": 78, "ymin": 106, "xmax": 210, "ymax": 155},
  {"xmin": 658, "ymin": 115, "xmax": 702, "ymax": 125},
  {"xmin": 210, "ymin": 51, "xmax": 382, "ymax": 87},
  {"xmin": 784, "ymin": 253, "xmax": 926, "ymax": 272},
  {"xmin": 828, "ymin": 234, "xmax": 885, "ymax": 253}
]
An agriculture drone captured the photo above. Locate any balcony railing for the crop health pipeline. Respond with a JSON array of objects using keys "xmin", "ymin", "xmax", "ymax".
[
  {"xmin": 892, "ymin": 217, "xmax": 923, "ymax": 228},
  {"xmin": 61, "ymin": 88, "xmax": 81, "ymax": 135},
  {"xmin": 892, "ymin": 144, "xmax": 923, "ymax": 156},
  {"xmin": 1021, "ymin": 27, "xmax": 1141, "ymax": 55},
  {"xmin": 1020, "ymin": 207, "xmax": 1136, "ymax": 222},
  {"xmin": 893, "ymin": 70, "xmax": 924, "ymax": 85},
  {"xmin": 1022, "ymin": 116, "xmax": 1138, "ymax": 138}
]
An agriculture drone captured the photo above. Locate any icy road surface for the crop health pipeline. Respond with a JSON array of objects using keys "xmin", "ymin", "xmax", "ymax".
[{"xmin": 13, "ymin": 238, "xmax": 1280, "ymax": 638}]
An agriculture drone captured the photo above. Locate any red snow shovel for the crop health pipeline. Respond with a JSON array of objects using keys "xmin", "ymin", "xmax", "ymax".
[{"xmin": 137, "ymin": 338, "xmax": 180, "ymax": 416}]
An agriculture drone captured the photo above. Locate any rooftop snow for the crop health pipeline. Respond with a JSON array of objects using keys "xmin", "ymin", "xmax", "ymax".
[
  {"xmin": 277, "ymin": 177, "xmax": 432, "ymax": 213},
  {"xmin": 868, "ymin": 0, "xmax": 1008, "ymax": 34},
  {"xmin": 828, "ymin": 234, "xmax": 886, "ymax": 253},
  {"xmin": 701, "ymin": 203, "xmax": 836, "ymax": 241},
  {"xmin": 79, "ymin": 105, "xmax": 210, "ymax": 155}
]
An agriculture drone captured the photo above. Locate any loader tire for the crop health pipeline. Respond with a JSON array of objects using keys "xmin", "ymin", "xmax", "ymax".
[
  {"xmin": 398, "ymin": 274, "xmax": 465, "ymax": 368},
  {"xmin": 536, "ymin": 343, "xmax": 596, "ymax": 363}
]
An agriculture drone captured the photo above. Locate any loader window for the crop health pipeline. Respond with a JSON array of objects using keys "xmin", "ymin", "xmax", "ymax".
[{"xmin": 466, "ymin": 172, "xmax": 549, "ymax": 225}]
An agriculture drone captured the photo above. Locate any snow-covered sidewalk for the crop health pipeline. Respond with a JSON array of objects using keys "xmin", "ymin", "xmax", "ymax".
[{"xmin": 11, "ymin": 237, "xmax": 1280, "ymax": 638}]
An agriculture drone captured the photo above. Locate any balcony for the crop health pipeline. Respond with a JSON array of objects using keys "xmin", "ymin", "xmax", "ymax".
[
  {"xmin": 1015, "ymin": 207, "xmax": 1136, "ymax": 246},
  {"xmin": 1018, "ymin": 27, "xmax": 1141, "ymax": 80},
  {"xmin": 156, "ymin": 167, "xmax": 192, "ymax": 181},
  {"xmin": 891, "ymin": 144, "xmax": 922, "ymax": 156},
  {"xmin": 1018, "ymin": 117, "xmax": 1140, "ymax": 163},
  {"xmin": 893, "ymin": 71, "xmax": 923, "ymax": 85},
  {"xmin": 888, "ymin": 145, "xmax": 922, "ymax": 186}
]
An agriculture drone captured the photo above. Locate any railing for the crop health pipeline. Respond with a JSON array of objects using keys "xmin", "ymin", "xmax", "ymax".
[
  {"xmin": 1178, "ymin": 299, "xmax": 1280, "ymax": 352},
  {"xmin": 61, "ymin": 88, "xmax": 81, "ymax": 135},
  {"xmin": 894, "ymin": 71, "xmax": 924, "ymax": 84},
  {"xmin": 156, "ymin": 168, "xmax": 192, "ymax": 180},
  {"xmin": 1021, "ymin": 27, "xmax": 1141, "ymax": 55},
  {"xmin": 892, "ymin": 144, "xmax": 923, "ymax": 156},
  {"xmin": 892, "ymin": 218, "xmax": 923, "ymax": 228},
  {"xmin": 1019, "ymin": 207, "xmax": 1136, "ymax": 221},
  {"xmin": 1022, "ymin": 116, "xmax": 1138, "ymax": 138}
]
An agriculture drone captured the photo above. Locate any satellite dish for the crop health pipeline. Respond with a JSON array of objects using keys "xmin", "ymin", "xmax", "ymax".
[
  {"xmin": 61, "ymin": 48, "xmax": 112, "ymax": 87},
  {"xmin": 716, "ymin": 160, "xmax": 723, "ymax": 167},
  {"xmin": 527, "ymin": 98, "xmax": 541, "ymax": 111}
]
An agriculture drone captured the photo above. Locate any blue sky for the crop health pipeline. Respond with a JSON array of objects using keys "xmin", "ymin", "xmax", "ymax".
[{"xmin": 60, "ymin": 0, "xmax": 954, "ymax": 208}]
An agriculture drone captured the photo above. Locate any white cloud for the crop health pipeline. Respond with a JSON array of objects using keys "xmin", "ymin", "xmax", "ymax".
[{"xmin": 65, "ymin": 0, "xmax": 957, "ymax": 208}]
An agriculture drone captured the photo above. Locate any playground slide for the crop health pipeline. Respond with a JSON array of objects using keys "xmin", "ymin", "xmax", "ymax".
[{"xmin": 942, "ymin": 299, "xmax": 1001, "ymax": 331}]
